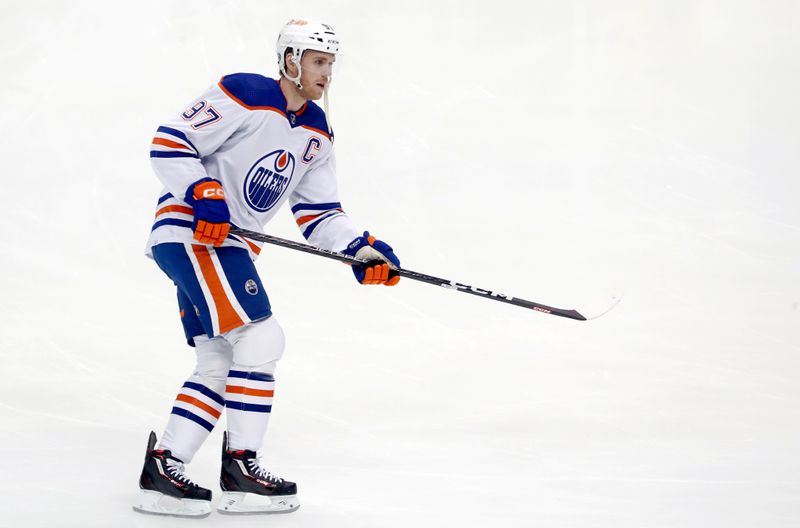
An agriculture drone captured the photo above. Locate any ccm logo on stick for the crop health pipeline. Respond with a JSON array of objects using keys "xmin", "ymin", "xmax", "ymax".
[{"xmin": 445, "ymin": 281, "xmax": 509, "ymax": 299}]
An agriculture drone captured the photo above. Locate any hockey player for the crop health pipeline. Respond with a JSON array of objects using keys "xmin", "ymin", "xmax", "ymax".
[{"xmin": 133, "ymin": 19, "xmax": 401, "ymax": 517}]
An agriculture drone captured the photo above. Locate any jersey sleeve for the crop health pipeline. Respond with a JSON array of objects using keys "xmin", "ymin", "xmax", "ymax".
[
  {"xmin": 149, "ymin": 81, "xmax": 251, "ymax": 200},
  {"xmin": 288, "ymin": 150, "xmax": 360, "ymax": 252}
]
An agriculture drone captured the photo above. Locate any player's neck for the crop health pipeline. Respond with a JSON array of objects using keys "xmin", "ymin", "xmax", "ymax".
[{"xmin": 279, "ymin": 77, "xmax": 307, "ymax": 112}]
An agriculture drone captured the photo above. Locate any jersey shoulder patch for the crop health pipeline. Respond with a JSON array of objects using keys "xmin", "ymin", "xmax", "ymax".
[{"xmin": 218, "ymin": 73, "xmax": 286, "ymax": 112}]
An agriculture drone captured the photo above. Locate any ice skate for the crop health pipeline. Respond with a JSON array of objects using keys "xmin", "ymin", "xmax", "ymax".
[
  {"xmin": 217, "ymin": 431, "xmax": 299, "ymax": 514},
  {"xmin": 132, "ymin": 431, "xmax": 212, "ymax": 518}
]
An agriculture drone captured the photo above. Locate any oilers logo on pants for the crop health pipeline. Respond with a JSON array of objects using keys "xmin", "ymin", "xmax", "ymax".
[{"xmin": 152, "ymin": 243, "xmax": 272, "ymax": 344}]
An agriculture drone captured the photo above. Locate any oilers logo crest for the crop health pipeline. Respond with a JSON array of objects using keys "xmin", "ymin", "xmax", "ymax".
[{"xmin": 243, "ymin": 149, "xmax": 296, "ymax": 212}]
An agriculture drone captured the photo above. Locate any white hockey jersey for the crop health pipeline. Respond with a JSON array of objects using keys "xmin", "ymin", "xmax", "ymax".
[{"xmin": 146, "ymin": 73, "xmax": 359, "ymax": 259}]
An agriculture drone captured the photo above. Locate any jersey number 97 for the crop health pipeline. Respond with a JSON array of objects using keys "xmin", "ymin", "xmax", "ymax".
[{"xmin": 182, "ymin": 100, "xmax": 222, "ymax": 130}]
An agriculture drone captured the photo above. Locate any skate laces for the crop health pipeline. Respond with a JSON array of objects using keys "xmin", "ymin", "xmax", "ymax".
[
  {"xmin": 165, "ymin": 458, "xmax": 196, "ymax": 487},
  {"xmin": 247, "ymin": 457, "xmax": 284, "ymax": 483}
]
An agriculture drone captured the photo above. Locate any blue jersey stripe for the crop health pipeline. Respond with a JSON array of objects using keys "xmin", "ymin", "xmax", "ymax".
[
  {"xmin": 290, "ymin": 202, "xmax": 342, "ymax": 214},
  {"xmin": 151, "ymin": 218, "xmax": 193, "ymax": 232},
  {"xmin": 225, "ymin": 401, "xmax": 272, "ymax": 413},
  {"xmin": 302, "ymin": 211, "xmax": 342, "ymax": 239},
  {"xmin": 182, "ymin": 381, "xmax": 225, "ymax": 406},
  {"xmin": 227, "ymin": 370, "xmax": 275, "ymax": 383},
  {"xmin": 157, "ymin": 193, "xmax": 174, "ymax": 204},
  {"xmin": 151, "ymin": 151, "xmax": 199, "ymax": 159},
  {"xmin": 171, "ymin": 407, "xmax": 215, "ymax": 431},
  {"xmin": 157, "ymin": 126, "xmax": 199, "ymax": 154}
]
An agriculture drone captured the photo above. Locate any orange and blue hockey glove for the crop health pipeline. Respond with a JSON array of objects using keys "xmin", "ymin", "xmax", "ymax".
[
  {"xmin": 343, "ymin": 231, "xmax": 401, "ymax": 286},
  {"xmin": 185, "ymin": 178, "xmax": 230, "ymax": 246}
]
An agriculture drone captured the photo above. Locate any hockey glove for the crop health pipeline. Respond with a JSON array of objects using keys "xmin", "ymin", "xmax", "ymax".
[
  {"xmin": 343, "ymin": 231, "xmax": 401, "ymax": 286},
  {"xmin": 185, "ymin": 178, "xmax": 230, "ymax": 246}
]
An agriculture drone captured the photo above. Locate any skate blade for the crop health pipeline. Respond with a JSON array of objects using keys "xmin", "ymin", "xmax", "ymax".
[
  {"xmin": 217, "ymin": 491, "xmax": 300, "ymax": 514},
  {"xmin": 132, "ymin": 489, "xmax": 211, "ymax": 518}
]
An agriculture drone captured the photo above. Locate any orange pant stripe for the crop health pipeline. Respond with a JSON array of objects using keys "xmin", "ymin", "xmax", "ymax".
[{"xmin": 191, "ymin": 245, "xmax": 244, "ymax": 334}]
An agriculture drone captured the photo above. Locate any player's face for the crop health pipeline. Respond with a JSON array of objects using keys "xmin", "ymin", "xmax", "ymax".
[{"xmin": 299, "ymin": 50, "xmax": 335, "ymax": 100}]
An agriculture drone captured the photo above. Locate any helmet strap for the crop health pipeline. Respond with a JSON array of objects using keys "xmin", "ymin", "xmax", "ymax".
[
  {"xmin": 323, "ymin": 83, "xmax": 331, "ymax": 134},
  {"xmin": 280, "ymin": 47, "xmax": 304, "ymax": 90}
]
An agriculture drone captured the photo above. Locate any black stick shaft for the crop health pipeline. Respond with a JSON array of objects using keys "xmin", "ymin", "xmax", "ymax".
[{"xmin": 229, "ymin": 227, "xmax": 587, "ymax": 321}]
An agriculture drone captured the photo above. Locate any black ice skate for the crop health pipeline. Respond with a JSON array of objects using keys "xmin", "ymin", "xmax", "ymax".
[
  {"xmin": 217, "ymin": 431, "xmax": 299, "ymax": 514},
  {"xmin": 132, "ymin": 431, "xmax": 212, "ymax": 518}
]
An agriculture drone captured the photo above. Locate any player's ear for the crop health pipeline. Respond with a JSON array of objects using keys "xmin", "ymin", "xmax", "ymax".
[{"xmin": 285, "ymin": 52, "xmax": 298, "ymax": 76}]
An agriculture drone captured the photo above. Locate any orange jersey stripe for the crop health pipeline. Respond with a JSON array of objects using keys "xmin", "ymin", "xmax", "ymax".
[
  {"xmin": 226, "ymin": 385, "xmax": 274, "ymax": 398},
  {"xmin": 175, "ymin": 393, "xmax": 222, "ymax": 419},
  {"xmin": 155, "ymin": 205, "xmax": 194, "ymax": 218},
  {"xmin": 191, "ymin": 245, "xmax": 245, "ymax": 333},
  {"xmin": 296, "ymin": 213, "xmax": 322, "ymax": 225},
  {"xmin": 300, "ymin": 124, "xmax": 331, "ymax": 140},
  {"xmin": 152, "ymin": 137, "xmax": 192, "ymax": 150},
  {"xmin": 295, "ymin": 208, "xmax": 343, "ymax": 226}
]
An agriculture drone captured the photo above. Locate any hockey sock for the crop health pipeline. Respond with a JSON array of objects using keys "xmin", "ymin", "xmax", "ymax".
[
  {"xmin": 159, "ymin": 375, "xmax": 225, "ymax": 463},
  {"xmin": 224, "ymin": 365, "xmax": 276, "ymax": 451},
  {"xmin": 158, "ymin": 335, "xmax": 231, "ymax": 463}
]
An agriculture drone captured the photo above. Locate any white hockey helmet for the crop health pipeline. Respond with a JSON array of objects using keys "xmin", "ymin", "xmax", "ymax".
[{"xmin": 277, "ymin": 19, "xmax": 340, "ymax": 88}]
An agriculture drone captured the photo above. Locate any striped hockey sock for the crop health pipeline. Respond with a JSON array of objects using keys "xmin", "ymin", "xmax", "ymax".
[
  {"xmin": 159, "ymin": 377, "xmax": 225, "ymax": 463},
  {"xmin": 225, "ymin": 369, "xmax": 275, "ymax": 451}
]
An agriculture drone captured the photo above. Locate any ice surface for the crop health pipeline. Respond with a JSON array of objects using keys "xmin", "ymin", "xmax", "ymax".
[{"xmin": 1, "ymin": 1, "xmax": 799, "ymax": 527}]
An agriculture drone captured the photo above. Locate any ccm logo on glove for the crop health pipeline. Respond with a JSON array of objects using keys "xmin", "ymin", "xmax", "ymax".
[
  {"xmin": 185, "ymin": 178, "xmax": 230, "ymax": 247},
  {"xmin": 194, "ymin": 181, "xmax": 226, "ymax": 200},
  {"xmin": 200, "ymin": 187, "xmax": 225, "ymax": 199}
]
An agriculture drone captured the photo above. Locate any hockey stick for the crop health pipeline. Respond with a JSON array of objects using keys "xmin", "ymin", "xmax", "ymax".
[{"xmin": 229, "ymin": 226, "xmax": 597, "ymax": 321}]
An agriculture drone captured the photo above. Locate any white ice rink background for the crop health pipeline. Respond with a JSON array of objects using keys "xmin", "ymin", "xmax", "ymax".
[{"xmin": 2, "ymin": 1, "xmax": 799, "ymax": 526}]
